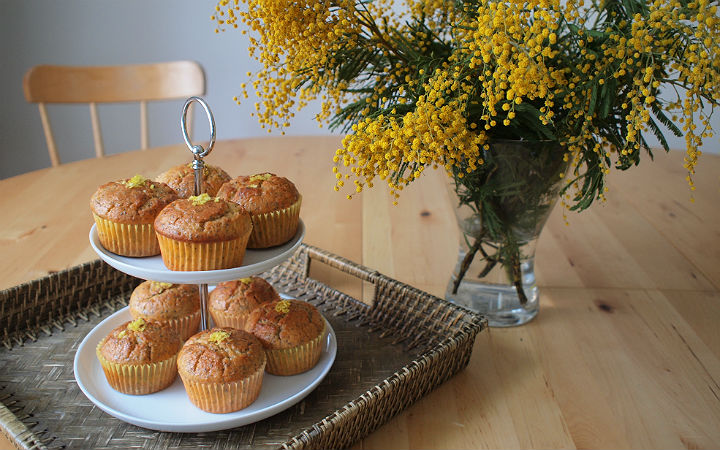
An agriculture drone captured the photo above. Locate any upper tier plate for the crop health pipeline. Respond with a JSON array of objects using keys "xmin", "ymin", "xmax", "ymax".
[{"xmin": 89, "ymin": 220, "xmax": 305, "ymax": 284}]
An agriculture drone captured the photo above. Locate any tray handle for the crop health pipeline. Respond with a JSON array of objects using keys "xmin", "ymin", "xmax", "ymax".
[{"xmin": 302, "ymin": 245, "xmax": 380, "ymax": 284}]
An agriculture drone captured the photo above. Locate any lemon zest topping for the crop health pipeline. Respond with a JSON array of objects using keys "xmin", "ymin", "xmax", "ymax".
[
  {"xmin": 189, "ymin": 193, "xmax": 215, "ymax": 205},
  {"xmin": 275, "ymin": 300, "xmax": 291, "ymax": 314},
  {"xmin": 150, "ymin": 281, "xmax": 173, "ymax": 293},
  {"xmin": 247, "ymin": 184, "xmax": 259, "ymax": 188},
  {"xmin": 118, "ymin": 330, "xmax": 127, "ymax": 339},
  {"xmin": 249, "ymin": 173, "xmax": 272, "ymax": 182},
  {"xmin": 121, "ymin": 174, "xmax": 147, "ymax": 188},
  {"xmin": 239, "ymin": 277, "xmax": 253, "ymax": 284},
  {"xmin": 209, "ymin": 330, "xmax": 231, "ymax": 344},
  {"xmin": 127, "ymin": 317, "xmax": 147, "ymax": 332}
]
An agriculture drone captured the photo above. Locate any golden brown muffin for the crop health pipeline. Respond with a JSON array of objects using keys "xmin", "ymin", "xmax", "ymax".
[
  {"xmin": 177, "ymin": 328, "xmax": 266, "ymax": 413},
  {"xmin": 209, "ymin": 277, "xmax": 281, "ymax": 329},
  {"xmin": 129, "ymin": 281, "xmax": 201, "ymax": 340},
  {"xmin": 90, "ymin": 174, "xmax": 178, "ymax": 256},
  {"xmin": 155, "ymin": 163, "xmax": 232, "ymax": 198},
  {"xmin": 96, "ymin": 318, "xmax": 182, "ymax": 395},
  {"xmin": 153, "ymin": 194, "xmax": 253, "ymax": 271},
  {"xmin": 245, "ymin": 299, "xmax": 325, "ymax": 376},
  {"xmin": 216, "ymin": 173, "xmax": 302, "ymax": 248}
]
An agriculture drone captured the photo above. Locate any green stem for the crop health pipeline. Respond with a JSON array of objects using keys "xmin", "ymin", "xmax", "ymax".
[
  {"xmin": 452, "ymin": 236, "xmax": 481, "ymax": 295},
  {"xmin": 503, "ymin": 236, "xmax": 529, "ymax": 305},
  {"xmin": 354, "ymin": 7, "xmax": 406, "ymax": 62},
  {"xmin": 477, "ymin": 243, "xmax": 498, "ymax": 278}
]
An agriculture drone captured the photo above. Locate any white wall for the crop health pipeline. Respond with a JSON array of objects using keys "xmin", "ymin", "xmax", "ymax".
[{"xmin": 1, "ymin": 1, "xmax": 717, "ymax": 179}]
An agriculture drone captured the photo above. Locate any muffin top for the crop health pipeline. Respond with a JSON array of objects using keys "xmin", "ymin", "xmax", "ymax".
[
  {"xmin": 177, "ymin": 328, "xmax": 266, "ymax": 383},
  {"xmin": 153, "ymin": 194, "xmax": 252, "ymax": 242},
  {"xmin": 129, "ymin": 281, "xmax": 200, "ymax": 320},
  {"xmin": 98, "ymin": 318, "xmax": 181, "ymax": 365},
  {"xmin": 155, "ymin": 163, "xmax": 232, "ymax": 198},
  {"xmin": 245, "ymin": 299, "xmax": 325, "ymax": 350},
  {"xmin": 209, "ymin": 277, "xmax": 281, "ymax": 315},
  {"xmin": 216, "ymin": 173, "xmax": 300, "ymax": 215},
  {"xmin": 90, "ymin": 175, "xmax": 178, "ymax": 224}
]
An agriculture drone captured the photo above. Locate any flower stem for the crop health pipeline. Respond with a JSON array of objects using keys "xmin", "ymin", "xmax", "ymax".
[
  {"xmin": 451, "ymin": 237, "xmax": 481, "ymax": 295},
  {"xmin": 509, "ymin": 254, "xmax": 529, "ymax": 305}
]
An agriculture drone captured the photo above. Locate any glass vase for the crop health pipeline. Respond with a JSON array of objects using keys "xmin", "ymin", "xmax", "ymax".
[{"xmin": 444, "ymin": 140, "xmax": 568, "ymax": 327}]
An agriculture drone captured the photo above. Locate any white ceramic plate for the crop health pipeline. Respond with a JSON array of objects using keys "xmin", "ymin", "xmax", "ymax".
[
  {"xmin": 89, "ymin": 220, "xmax": 305, "ymax": 284},
  {"xmin": 74, "ymin": 306, "xmax": 336, "ymax": 432}
]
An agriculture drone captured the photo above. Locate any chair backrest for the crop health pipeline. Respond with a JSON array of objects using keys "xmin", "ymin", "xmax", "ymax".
[{"xmin": 23, "ymin": 61, "xmax": 205, "ymax": 167}]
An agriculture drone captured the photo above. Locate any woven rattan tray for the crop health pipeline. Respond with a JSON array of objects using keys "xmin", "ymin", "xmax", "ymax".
[{"xmin": 0, "ymin": 244, "xmax": 486, "ymax": 449}]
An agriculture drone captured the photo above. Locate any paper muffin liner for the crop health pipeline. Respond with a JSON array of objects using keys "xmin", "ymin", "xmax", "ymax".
[
  {"xmin": 248, "ymin": 196, "xmax": 302, "ymax": 249},
  {"xmin": 156, "ymin": 230, "xmax": 251, "ymax": 271},
  {"xmin": 130, "ymin": 309, "xmax": 201, "ymax": 341},
  {"xmin": 93, "ymin": 214, "xmax": 159, "ymax": 256},
  {"xmin": 209, "ymin": 308, "xmax": 250, "ymax": 330},
  {"xmin": 180, "ymin": 361, "xmax": 265, "ymax": 413},
  {"xmin": 264, "ymin": 322, "xmax": 326, "ymax": 376},
  {"xmin": 96, "ymin": 339, "xmax": 178, "ymax": 395}
]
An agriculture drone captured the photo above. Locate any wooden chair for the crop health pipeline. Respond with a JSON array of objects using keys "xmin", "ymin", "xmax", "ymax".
[{"xmin": 23, "ymin": 61, "xmax": 205, "ymax": 167}]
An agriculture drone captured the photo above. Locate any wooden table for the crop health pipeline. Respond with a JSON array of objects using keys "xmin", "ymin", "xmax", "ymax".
[{"xmin": 1, "ymin": 136, "xmax": 719, "ymax": 449}]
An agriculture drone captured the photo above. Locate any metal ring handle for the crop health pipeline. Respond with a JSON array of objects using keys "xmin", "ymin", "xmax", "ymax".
[{"xmin": 181, "ymin": 96, "xmax": 216, "ymax": 159}]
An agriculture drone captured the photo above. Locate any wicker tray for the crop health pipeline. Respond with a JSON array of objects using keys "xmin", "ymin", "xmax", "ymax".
[{"xmin": 0, "ymin": 244, "xmax": 486, "ymax": 449}]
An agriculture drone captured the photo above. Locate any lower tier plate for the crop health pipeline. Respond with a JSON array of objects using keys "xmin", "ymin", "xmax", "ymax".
[{"xmin": 74, "ymin": 306, "xmax": 336, "ymax": 433}]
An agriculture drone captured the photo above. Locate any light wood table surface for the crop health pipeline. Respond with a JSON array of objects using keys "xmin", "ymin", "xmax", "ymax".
[{"xmin": 1, "ymin": 136, "xmax": 719, "ymax": 449}]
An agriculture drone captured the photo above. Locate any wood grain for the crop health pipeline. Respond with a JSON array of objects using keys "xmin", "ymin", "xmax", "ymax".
[{"xmin": 1, "ymin": 137, "xmax": 719, "ymax": 449}]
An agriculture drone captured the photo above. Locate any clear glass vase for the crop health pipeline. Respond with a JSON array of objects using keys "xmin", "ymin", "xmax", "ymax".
[{"xmin": 444, "ymin": 140, "xmax": 568, "ymax": 327}]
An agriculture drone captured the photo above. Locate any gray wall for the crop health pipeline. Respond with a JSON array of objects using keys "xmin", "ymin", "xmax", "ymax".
[
  {"xmin": 0, "ymin": 0, "xmax": 332, "ymax": 179},
  {"xmin": 1, "ymin": 1, "xmax": 717, "ymax": 179}
]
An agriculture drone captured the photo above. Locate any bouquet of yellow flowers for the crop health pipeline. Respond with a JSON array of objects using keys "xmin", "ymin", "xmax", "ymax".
[{"xmin": 214, "ymin": 0, "xmax": 719, "ymax": 322}]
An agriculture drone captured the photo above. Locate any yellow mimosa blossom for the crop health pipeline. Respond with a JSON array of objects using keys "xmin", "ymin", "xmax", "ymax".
[{"xmin": 217, "ymin": 0, "xmax": 719, "ymax": 206}]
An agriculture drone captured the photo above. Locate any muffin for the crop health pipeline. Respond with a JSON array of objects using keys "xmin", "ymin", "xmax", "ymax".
[
  {"xmin": 96, "ymin": 318, "xmax": 182, "ymax": 395},
  {"xmin": 90, "ymin": 174, "xmax": 178, "ymax": 256},
  {"xmin": 209, "ymin": 277, "xmax": 281, "ymax": 329},
  {"xmin": 155, "ymin": 163, "xmax": 231, "ymax": 198},
  {"xmin": 216, "ymin": 173, "xmax": 301, "ymax": 248},
  {"xmin": 153, "ymin": 193, "xmax": 253, "ymax": 271},
  {"xmin": 129, "ymin": 281, "xmax": 201, "ymax": 340},
  {"xmin": 245, "ymin": 299, "xmax": 326, "ymax": 376},
  {"xmin": 177, "ymin": 328, "xmax": 266, "ymax": 413}
]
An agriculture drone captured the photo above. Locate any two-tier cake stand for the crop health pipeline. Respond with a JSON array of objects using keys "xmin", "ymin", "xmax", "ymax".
[{"xmin": 76, "ymin": 97, "xmax": 336, "ymax": 432}]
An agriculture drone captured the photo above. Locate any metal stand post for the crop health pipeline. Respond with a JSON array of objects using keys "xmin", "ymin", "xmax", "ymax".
[{"xmin": 180, "ymin": 96, "xmax": 216, "ymax": 331}]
